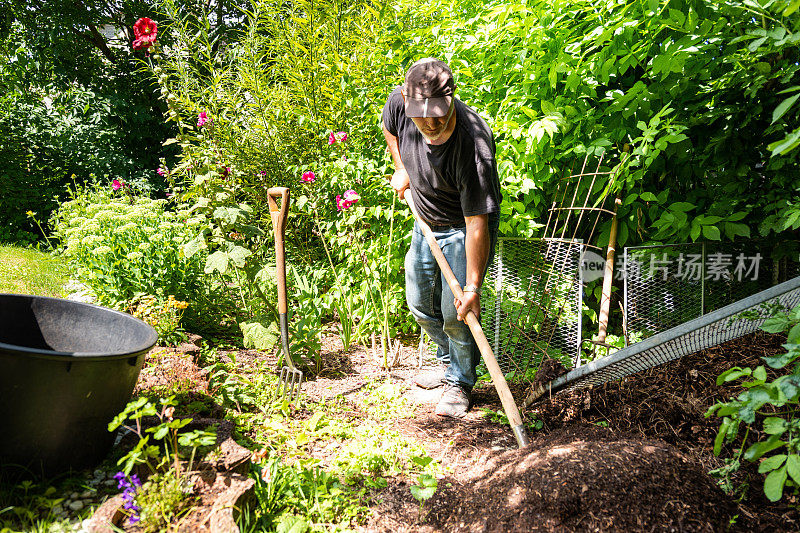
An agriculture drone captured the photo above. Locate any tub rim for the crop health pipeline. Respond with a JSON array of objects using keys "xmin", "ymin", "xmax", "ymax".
[{"xmin": 0, "ymin": 293, "xmax": 158, "ymax": 359}]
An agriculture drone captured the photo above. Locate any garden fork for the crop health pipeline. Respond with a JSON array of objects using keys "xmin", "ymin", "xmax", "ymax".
[{"xmin": 268, "ymin": 187, "xmax": 303, "ymax": 402}]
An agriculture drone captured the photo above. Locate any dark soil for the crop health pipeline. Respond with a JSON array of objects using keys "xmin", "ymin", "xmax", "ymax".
[{"xmin": 114, "ymin": 329, "xmax": 799, "ymax": 532}]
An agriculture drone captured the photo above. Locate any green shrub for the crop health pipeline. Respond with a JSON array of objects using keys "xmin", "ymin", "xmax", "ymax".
[
  {"xmin": 51, "ymin": 180, "xmax": 214, "ymax": 332},
  {"xmin": 707, "ymin": 303, "xmax": 800, "ymax": 503}
]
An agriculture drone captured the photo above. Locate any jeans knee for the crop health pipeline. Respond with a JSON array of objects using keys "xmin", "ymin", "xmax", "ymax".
[{"xmin": 442, "ymin": 316, "xmax": 472, "ymax": 346}]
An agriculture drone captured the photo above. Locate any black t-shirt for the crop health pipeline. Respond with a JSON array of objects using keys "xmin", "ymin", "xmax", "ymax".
[{"xmin": 382, "ymin": 87, "xmax": 501, "ymax": 225}]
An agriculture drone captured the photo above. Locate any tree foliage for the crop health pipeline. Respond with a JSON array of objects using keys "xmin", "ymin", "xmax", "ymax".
[{"xmin": 391, "ymin": 0, "xmax": 799, "ymax": 251}]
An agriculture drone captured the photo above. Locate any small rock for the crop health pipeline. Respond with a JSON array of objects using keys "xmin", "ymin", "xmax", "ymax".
[
  {"xmin": 80, "ymin": 490, "xmax": 93, "ymax": 499},
  {"xmin": 93, "ymin": 469, "xmax": 104, "ymax": 478},
  {"xmin": 70, "ymin": 492, "xmax": 79, "ymax": 500},
  {"xmin": 53, "ymin": 504, "xmax": 64, "ymax": 515},
  {"xmin": 82, "ymin": 518, "xmax": 93, "ymax": 530},
  {"xmin": 68, "ymin": 500, "xmax": 84, "ymax": 512},
  {"xmin": 104, "ymin": 479, "xmax": 118, "ymax": 488}
]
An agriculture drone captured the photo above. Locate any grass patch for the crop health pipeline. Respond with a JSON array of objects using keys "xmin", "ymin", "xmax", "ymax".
[{"xmin": 0, "ymin": 245, "xmax": 69, "ymax": 297}]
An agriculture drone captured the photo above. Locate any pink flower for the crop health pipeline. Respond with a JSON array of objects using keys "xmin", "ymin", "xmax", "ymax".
[
  {"xmin": 222, "ymin": 167, "xmax": 231, "ymax": 178},
  {"xmin": 328, "ymin": 131, "xmax": 348, "ymax": 144},
  {"xmin": 197, "ymin": 111, "xmax": 209, "ymax": 127},
  {"xmin": 336, "ymin": 189, "xmax": 360, "ymax": 210},
  {"xmin": 112, "ymin": 179, "xmax": 124, "ymax": 191},
  {"xmin": 301, "ymin": 171, "xmax": 316, "ymax": 183},
  {"xmin": 156, "ymin": 167, "xmax": 166, "ymax": 177},
  {"xmin": 132, "ymin": 18, "xmax": 157, "ymax": 50}
]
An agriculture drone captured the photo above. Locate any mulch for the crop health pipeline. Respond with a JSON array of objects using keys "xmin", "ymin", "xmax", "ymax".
[
  {"xmin": 101, "ymin": 329, "xmax": 799, "ymax": 532},
  {"xmin": 364, "ymin": 330, "xmax": 799, "ymax": 532}
]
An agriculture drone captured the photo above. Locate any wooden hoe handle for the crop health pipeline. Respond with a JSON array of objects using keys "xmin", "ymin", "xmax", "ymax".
[{"xmin": 404, "ymin": 194, "xmax": 530, "ymax": 448}]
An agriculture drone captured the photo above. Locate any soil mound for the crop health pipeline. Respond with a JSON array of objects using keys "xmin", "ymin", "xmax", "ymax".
[{"xmin": 368, "ymin": 426, "xmax": 734, "ymax": 532}]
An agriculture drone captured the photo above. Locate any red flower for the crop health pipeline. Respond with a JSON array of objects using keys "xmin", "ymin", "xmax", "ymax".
[{"xmin": 132, "ymin": 18, "xmax": 157, "ymax": 50}]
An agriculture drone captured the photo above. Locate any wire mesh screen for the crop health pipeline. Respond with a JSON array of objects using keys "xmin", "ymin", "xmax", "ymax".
[
  {"xmin": 480, "ymin": 237, "xmax": 584, "ymax": 378},
  {"xmin": 624, "ymin": 243, "xmax": 800, "ymax": 343},
  {"xmin": 527, "ymin": 275, "xmax": 800, "ymax": 402}
]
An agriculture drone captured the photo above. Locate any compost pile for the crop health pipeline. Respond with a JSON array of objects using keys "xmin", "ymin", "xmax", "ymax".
[{"xmin": 364, "ymin": 331, "xmax": 799, "ymax": 532}]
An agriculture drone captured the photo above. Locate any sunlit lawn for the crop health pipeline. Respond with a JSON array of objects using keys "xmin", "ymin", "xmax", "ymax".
[{"xmin": 0, "ymin": 245, "xmax": 70, "ymax": 297}]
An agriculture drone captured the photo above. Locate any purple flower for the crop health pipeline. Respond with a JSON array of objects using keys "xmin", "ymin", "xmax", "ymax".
[
  {"xmin": 115, "ymin": 472, "xmax": 142, "ymax": 524},
  {"xmin": 197, "ymin": 111, "xmax": 209, "ymax": 127}
]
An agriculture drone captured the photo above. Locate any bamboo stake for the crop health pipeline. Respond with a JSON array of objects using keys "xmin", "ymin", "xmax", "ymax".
[
  {"xmin": 595, "ymin": 196, "xmax": 623, "ymax": 343},
  {"xmin": 404, "ymin": 194, "xmax": 530, "ymax": 449}
]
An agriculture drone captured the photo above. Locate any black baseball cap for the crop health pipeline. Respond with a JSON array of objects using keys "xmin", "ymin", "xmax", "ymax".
[{"xmin": 402, "ymin": 58, "xmax": 454, "ymax": 118}]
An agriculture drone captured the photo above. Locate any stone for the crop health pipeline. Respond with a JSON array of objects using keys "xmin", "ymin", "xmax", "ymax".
[
  {"xmin": 70, "ymin": 492, "xmax": 79, "ymax": 500},
  {"xmin": 104, "ymin": 479, "xmax": 117, "ymax": 488},
  {"xmin": 68, "ymin": 500, "xmax": 85, "ymax": 512},
  {"xmin": 85, "ymin": 494, "xmax": 126, "ymax": 533},
  {"xmin": 52, "ymin": 505, "xmax": 64, "ymax": 515},
  {"xmin": 80, "ymin": 490, "xmax": 94, "ymax": 499}
]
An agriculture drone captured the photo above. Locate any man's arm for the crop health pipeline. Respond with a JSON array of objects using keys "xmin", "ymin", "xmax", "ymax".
[
  {"xmin": 455, "ymin": 213, "xmax": 490, "ymax": 321},
  {"xmin": 382, "ymin": 122, "xmax": 410, "ymax": 199}
]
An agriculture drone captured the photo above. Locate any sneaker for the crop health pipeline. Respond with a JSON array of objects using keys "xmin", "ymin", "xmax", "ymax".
[
  {"xmin": 413, "ymin": 365, "xmax": 446, "ymax": 389},
  {"xmin": 435, "ymin": 384, "xmax": 471, "ymax": 418}
]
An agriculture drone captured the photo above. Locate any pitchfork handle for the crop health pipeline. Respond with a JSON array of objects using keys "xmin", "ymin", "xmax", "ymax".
[
  {"xmin": 404, "ymin": 194, "xmax": 530, "ymax": 449},
  {"xmin": 267, "ymin": 187, "xmax": 295, "ymax": 371}
]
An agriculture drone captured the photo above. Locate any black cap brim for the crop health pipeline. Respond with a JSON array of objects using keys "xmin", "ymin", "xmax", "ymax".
[{"xmin": 404, "ymin": 95, "xmax": 452, "ymax": 118}]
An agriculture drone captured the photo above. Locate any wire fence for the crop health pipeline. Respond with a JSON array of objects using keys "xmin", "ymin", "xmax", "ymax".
[
  {"xmin": 526, "ymin": 275, "xmax": 800, "ymax": 403},
  {"xmin": 623, "ymin": 242, "xmax": 800, "ymax": 343},
  {"xmin": 418, "ymin": 237, "xmax": 584, "ymax": 381},
  {"xmin": 479, "ymin": 237, "xmax": 583, "ymax": 379}
]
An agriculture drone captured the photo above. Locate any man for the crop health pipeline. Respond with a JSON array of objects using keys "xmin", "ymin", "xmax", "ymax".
[{"xmin": 381, "ymin": 58, "xmax": 502, "ymax": 418}]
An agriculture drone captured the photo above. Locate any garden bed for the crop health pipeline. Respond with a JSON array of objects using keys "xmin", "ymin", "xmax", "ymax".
[{"xmin": 82, "ymin": 328, "xmax": 799, "ymax": 532}]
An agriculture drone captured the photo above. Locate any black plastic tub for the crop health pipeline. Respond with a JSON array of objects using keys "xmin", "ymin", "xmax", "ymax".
[{"xmin": 0, "ymin": 293, "xmax": 157, "ymax": 476}]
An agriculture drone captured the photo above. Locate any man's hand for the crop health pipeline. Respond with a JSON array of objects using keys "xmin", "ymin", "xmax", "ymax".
[
  {"xmin": 391, "ymin": 168, "xmax": 410, "ymax": 199},
  {"xmin": 454, "ymin": 291, "xmax": 480, "ymax": 322}
]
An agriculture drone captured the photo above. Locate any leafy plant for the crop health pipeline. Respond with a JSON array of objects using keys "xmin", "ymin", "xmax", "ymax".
[
  {"xmin": 134, "ymin": 470, "xmax": 195, "ymax": 533},
  {"xmin": 410, "ymin": 474, "xmax": 438, "ymax": 521},
  {"xmin": 108, "ymin": 396, "xmax": 216, "ymax": 476},
  {"xmin": 250, "ymin": 453, "xmax": 366, "ymax": 531},
  {"xmin": 706, "ymin": 303, "xmax": 800, "ymax": 502},
  {"xmin": 130, "ymin": 294, "xmax": 190, "ymax": 346}
]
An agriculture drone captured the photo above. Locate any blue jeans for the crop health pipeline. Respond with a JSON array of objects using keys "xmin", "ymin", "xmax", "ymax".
[{"xmin": 404, "ymin": 218, "xmax": 498, "ymax": 390}]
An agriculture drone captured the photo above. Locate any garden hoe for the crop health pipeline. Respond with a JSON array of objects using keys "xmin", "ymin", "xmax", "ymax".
[
  {"xmin": 403, "ymin": 193, "xmax": 530, "ymax": 449},
  {"xmin": 268, "ymin": 187, "xmax": 303, "ymax": 403}
]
